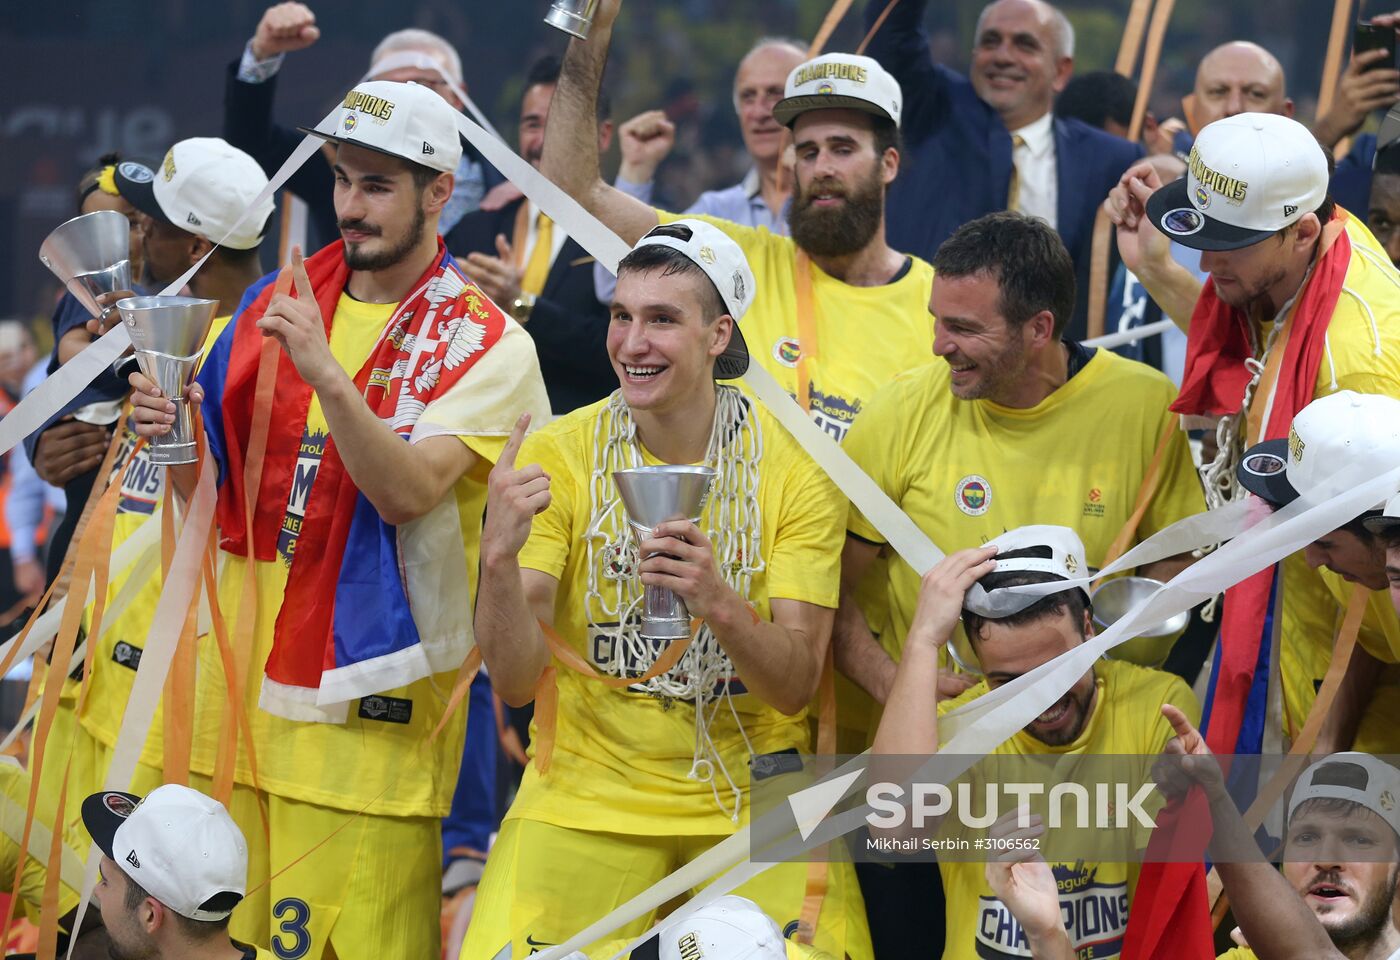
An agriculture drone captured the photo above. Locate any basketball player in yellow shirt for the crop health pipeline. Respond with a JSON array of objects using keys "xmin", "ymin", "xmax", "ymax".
[
  {"xmin": 463, "ymin": 221, "xmax": 870, "ymax": 960},
  {"xmin": 873, "ymin": 525, "xmax": 1199, "ymax": 960},
  {"xmin": 128, "ymin": 82, "xmax": 549, "ymax": 960}
]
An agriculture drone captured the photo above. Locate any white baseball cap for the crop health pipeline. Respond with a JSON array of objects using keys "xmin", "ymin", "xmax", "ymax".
[
  {"xmin": 301, "ymin": 80, "xmax": 462, "ymax": 174},
  {"xmin": 1238, "ymin": 391, "xmax": 1400, "ymax": 509},
  {"xmin": 82, "ymin": 784, "xmax": 249, "ymax": 921},
  {"xmin": 1288, "ymin": 753, "xmax": 1400, "ymax": 840},
  {"xmin": 772, "ymin": 54, "xmax": 902, "ymax": 128},
  {"xmin": 114, "ymin": 139, "xmax": 273, "ymax": 251},
  {"xmin": 1146, "ymin": 112, "xmax": 1328, "ymax": 251},
  {"xmin": 629, "ymin": 219, "xmax": 755, "ymax": 378},
  {"xmin": 658, "ymin": 897, "xmax": 787, "ymax": 960},
  {"xmin": 961, "ymin": 525, "xmax": 1090, "ymax": 620}
]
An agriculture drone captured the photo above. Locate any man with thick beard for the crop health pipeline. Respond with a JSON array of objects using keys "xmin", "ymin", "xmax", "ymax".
[
  {"xmin": 128, "ymin": 80, "xmax": 549, "ymax": 958},
  {"xmin": 1151, "ymin": 717, "xmax": 1400, "ymax": 960},
  {"xmin": 541, "ymin": 0, "xmax": 936, "ymax": 444}
]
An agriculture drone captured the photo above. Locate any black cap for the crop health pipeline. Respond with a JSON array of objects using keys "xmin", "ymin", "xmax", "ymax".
[
  {"xmin": 1236, "ymin": 438, "xmax": 1297, "ymax": 506},
  {"xmin": 1145, "ymin": 177, "xmax": 1277, "ymax": 252},
  {"xmin": 111, "ymin": 158, "xmax": 170, "ymax": 225},
  {"xmin": 80, "ymin": 790, "xmax": 141, "ymax": 861}
]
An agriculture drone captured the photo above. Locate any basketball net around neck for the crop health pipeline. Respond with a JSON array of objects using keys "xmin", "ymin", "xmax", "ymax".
[{"xmin": 583, "ymin": 385, "xmax": 765, "ymax": 820}]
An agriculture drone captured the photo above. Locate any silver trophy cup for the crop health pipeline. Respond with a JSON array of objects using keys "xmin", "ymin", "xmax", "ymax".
[
  {"xmin": 544, "ymin": 0, "xmax": 600, "ymax": 39},
  {"xmin": 613, "ymin": 465, "xmax": 716, "ymax": 640},
  {"xmin": 117, "ymin": 296, "xmax": 218, "ymax": 465},
  {"xmin": 38, "ymin": 210, "xmax": 133, "ymax": 322}
]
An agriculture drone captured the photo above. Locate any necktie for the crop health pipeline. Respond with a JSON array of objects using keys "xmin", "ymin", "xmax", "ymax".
[
  {"xmin": 521, "ymin": 212, "xmax": 554, "ymax": 297},
  {"xmin": 1007, "ymin": 134, "xmax": 1027, "ymax": 212}
]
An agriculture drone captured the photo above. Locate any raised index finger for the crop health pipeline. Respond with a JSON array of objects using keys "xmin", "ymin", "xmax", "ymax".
[
  {"xmin": 1161, "ymin": 704, "xmax": 1198, "ymax": 742},
  {"xmin": 499, "ymin": 413, "xmax": 531, "ymax": 470},
  {"xmin": 291, "ymin": 245, "xmax": 315, "ymax": 303}
]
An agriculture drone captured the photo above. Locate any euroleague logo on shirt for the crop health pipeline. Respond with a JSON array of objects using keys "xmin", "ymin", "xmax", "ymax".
[{"xmin": 955, "ymin": 475, "xmax": 991, "ymax": 516}]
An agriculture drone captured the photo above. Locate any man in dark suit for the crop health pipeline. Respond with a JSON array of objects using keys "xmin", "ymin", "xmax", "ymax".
[
  {"xmin": 447, "ymin": 56, "xmax": 616, "ymax": 415},
  {"xmin": 863, "ymin": 0, "xmax": 1143, "ymax": 340}
]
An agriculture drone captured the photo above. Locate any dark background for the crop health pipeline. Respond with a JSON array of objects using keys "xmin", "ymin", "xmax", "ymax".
[{"xmin": 0, "ymin": 0, "xmax": 1369, "ymax": 332}]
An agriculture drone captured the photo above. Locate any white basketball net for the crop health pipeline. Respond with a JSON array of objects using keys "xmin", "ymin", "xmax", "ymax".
[{"xmin": 582, "ymin": 386, "xmax": 765, "ymax": 819}]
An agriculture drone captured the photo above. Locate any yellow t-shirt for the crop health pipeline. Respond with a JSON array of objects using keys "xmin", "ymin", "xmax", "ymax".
[
  {"xmin": 78, "ymin": 315, "xmax": 234, "ymax": 767},
  {"xmin": 1278, "ymin": 560, "xmax": 1400, "ymax": 752},
  {"xmin": 844, "ymin": 348, "xmax": 1205, "ymax": 666},
  {"xmin": 1301, "ymin": 215, "xmax": 1400, "ymax": 400},
  {"xmin": 186, "ymin": 294, "xmax": 506, "ymax": 818},
  {"xmin": 1217, "ymin": 950, "xmax": 1254, "ymax": 960},
  {"xmin": 655, "ymin": 211, "xmax": 937, "ymax": 442},
  {"xmin": 935, "ymin": 660, "xmax": 1200, "ymax": 960},
  {"xmin": 0, "ymin": 759, "xmax": 81, "ymax": 924},
  {"xmin": 505, "ymin": 393, "xmax": 845, "ymax": 835}
]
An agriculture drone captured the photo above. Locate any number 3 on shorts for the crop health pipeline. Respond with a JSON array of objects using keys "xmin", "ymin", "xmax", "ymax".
[{"xmin": 272, "ymin": 897, "xmax": 312, "ymax": 959}]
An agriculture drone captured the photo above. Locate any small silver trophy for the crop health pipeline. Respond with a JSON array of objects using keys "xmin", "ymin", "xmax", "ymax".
[
  {"xmin": 38, "ymin": 210, "xmax": 133, "ymax": 324},
  {"xmin": 613, "ymin": 465, "xmax": 716, "ymax": 640},
  {"xmin": 116, "ymin": 296, "xmax": 218, "ymax": 465},
  {"xmin": 544, "ymin": 0, "xmax": 600, "ymax": 39}
]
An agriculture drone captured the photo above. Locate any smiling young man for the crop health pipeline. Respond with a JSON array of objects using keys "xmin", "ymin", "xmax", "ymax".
[
  {"xmin": 542, "ymin": 0, "xmax": 936, "ymax": 445},
  {"xmin": 1234, "ymin": 391, "xmax": 1400, "ymax": 755},
  {"xmin": 461, "ymin": 221, "xmax": 871, "ymax": 960},
  {"xmin": 128, "ymin": 80, "xmax": 548, "ymax": 959},
  {"xmin": 871, "ymin": 525, "xmax": 1199, "ymax": 960}
]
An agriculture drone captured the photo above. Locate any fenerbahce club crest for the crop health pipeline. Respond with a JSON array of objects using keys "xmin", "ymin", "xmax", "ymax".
[{"xmin": 955, "ymin": 475, "xmax": 992, "ymax": 516}]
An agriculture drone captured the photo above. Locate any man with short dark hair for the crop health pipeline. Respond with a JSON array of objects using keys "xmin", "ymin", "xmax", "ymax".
[
  {"xmin": 862, "ymin": 0, "xmax": 1144, "ymax": 338},
  {"xmin": 836, "ymin": 212, "xmax": 1201, "ymax": 715},
  {"xmin": 447, "ymin": 55, "xmax": 615, "ymax": 414},
  {"xmin": 463, "ymin": 220, "xmax": 871, "ymax": 960},
  {"xmin": 82, "ymin": 784, "xmax": 273, "ymax": 959},
  {"xmin": 1056, "ymin": 70, "xmax": 1143, "ymax": 144},
  {"xmin": 873, "ymin": 525, "xmax": 1199, "ymax": 959},
  {"xmin": 541, "ymin": 0, "xmax": 936, "ymax": 445},
  {"xmin": 129, "ymin": 80, "xmax": 548, "ymax": 959}
]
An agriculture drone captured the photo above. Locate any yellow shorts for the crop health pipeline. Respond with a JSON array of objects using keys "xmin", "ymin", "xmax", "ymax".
[
  {"xmin": 68, "ymin": 735, "xmax": 439, "ymax": 960},
  {"xmin": 461, "ymin": 817, "xmax": 872, "ymax": 960},
  {"xmin": 208, "ymin": 779, "xmax": 441, "ymax": 960},
  {"xmin": 33, "ymin": 690, "xmax": 105, "ymax": 847}
]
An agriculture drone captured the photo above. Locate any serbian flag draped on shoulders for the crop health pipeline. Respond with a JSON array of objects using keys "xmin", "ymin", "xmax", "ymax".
[
  {"xmin": 1122, "ymin": 211, "xmax": 1354, "ymax": 958},
  {"xmin": 197, "ymin": 238, "xmax": 550, "ymax": 723}
]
